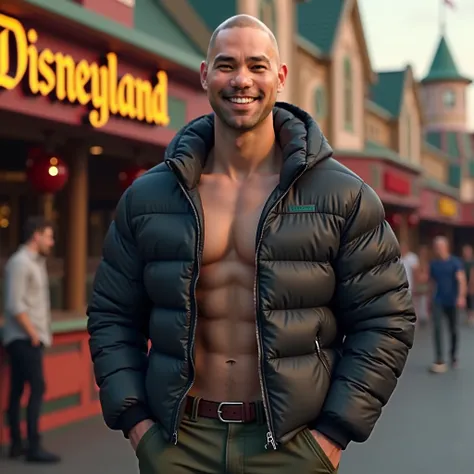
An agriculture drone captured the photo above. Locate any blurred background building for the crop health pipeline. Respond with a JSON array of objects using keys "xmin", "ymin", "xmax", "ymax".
[{"xmin": 0, "ymin": 0, "xmax": 473, "ymax": 444}]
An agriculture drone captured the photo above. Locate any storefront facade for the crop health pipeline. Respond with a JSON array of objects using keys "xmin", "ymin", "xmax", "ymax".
[
  {"xmin": 335, "ymin": 149, "xmax": 421, "ymax": 247},
  {"xmin": 0, "ymin": 3, "xmax": 210, "ymax": 308},
  {"xmin": 0, "ymin": 0, "xmax": 210, "ymax": 444},
  {"xmin": 335, "ymin": 152, "xmax": 466, "ymax": 250},
  {"xmin": 418, "ymin": 184, "xmax": 461, "ymax": 249}
]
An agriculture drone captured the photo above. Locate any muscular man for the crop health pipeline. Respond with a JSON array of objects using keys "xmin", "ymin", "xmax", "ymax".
[{"xmin": 88, "ymin": 14, "xmax": 415, "ymax": 473}]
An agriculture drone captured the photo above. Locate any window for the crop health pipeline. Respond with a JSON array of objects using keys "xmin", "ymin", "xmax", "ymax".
[
  {"xmin": 259, "ymin": 0, "xmax": 277, "ymax": 34},
  {"xmin": 343, "ymin": 57, "xmax": 353, "ymax": 130},
  {"xmin": 443, "ymin": 89, "xmax": 456, "ymax": 108},
  {"xmin": 313, "ymin": 86, "xmax": 326, "ymax": 119}
]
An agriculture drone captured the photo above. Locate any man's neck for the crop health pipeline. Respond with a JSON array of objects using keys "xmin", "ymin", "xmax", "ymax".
[
  {"xmin": 25, "ymin": 241, "xmax": 38, "ymax": 254},
  {"xmin": 210, "ymin": 116, "xmax": 281, "ymax": 180}
]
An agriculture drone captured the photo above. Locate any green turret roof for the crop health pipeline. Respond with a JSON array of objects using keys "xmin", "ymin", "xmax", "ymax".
[{"xmin": 421, "ymin": 36, "xmax": 471, "ymax": 84}]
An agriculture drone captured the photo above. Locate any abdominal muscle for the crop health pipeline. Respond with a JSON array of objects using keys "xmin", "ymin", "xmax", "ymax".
[{"xmin": 189, "ymin": 259, "xmax": 262, "ymax": 402}]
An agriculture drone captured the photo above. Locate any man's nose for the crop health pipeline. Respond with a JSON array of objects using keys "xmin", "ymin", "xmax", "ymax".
[{"xmin": 231, "ymin": 69, "xmax": 253, "ymax": 89}]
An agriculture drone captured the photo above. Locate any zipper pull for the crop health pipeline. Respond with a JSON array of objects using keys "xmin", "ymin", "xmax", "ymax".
[
  {"xmin": 314, "ymin": 338, "xmax": 321, "ymax": 354},
  {"xmin": 265, "ymin": 431, "xmax": 277, "ymax": 450},
  {"xmin": 172, "ymin": 431, "xmax": 178, "ymax": 445}
]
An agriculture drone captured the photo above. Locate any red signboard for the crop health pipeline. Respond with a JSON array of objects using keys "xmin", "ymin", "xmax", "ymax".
[{"xmin": 383, "ymin": 171, "xmax": 411, "ymax": 195}]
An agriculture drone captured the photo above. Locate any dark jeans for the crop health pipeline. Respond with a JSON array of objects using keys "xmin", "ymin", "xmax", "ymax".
[
  {"xmin": 6, "ymin": 339, "xmax": 46, "ymax": 449},
  {"xmin": 432, "ymin": 304, "xmax": 458, "ymax": 363},
  {"xmin": 135, "ymin": 413, "xmax": 338, "ymax": 474}
]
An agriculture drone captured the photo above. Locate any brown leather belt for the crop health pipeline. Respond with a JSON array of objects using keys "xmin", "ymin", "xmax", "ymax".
[{"xmin": 184, "ymin": 396, "xmax": 265, "ymax": 423}]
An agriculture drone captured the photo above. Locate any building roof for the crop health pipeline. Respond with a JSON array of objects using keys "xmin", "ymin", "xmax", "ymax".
[
  {"xmin": 425, "ymin": 130, "xmax": 474, "ymax": 163},
  {"xmin": 135, "ymin": 0, "xmax": 202, "ymax": 57},
  {"xmin": 335, "ymin": 141, "xmax": 422, "ymax": 174},
  {"xmin": 186, "ymin": 0, "xmax": 237, "ymax": 32},
  {"xmin": 369, "ymin": 70, "xmax": 406, "ymax": 117},
  {"xmin": 23, "ymin": 0, "xmax": 204, "ymax": 72},
  {"xmin": 297, "ymin": 0, "xmax": 345, "ymax": 55},
  {"xmin": 421, "ymin": 36, "xmax": 471, "ymax": 85}
]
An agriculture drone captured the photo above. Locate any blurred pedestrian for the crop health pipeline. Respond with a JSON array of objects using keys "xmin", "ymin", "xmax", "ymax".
[
  {"xmin": 2, "ymin": 216, "xmax": 60, "ymax": 463},
  {"xmin": 429, "ymin": 236, "xmax": 466, "ymax": 373},
  {"xmin": 413, "ymin": 245, "xmax": 431, "ymax": 325},
  {"xmin": 400, "ymin": 242, "xmax": 419, "ymax": 292}
]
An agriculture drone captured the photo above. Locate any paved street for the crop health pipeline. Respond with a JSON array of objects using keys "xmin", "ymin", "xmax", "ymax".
[{"xmin": 1, "ymin": 323, "xmax": 473, "ymax": 474}]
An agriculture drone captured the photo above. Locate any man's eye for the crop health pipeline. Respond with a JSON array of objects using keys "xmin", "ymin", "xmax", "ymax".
[
  {"xmin": 252, "ymin": 65, "xmax": 267, "ymax": 71},
  {"xmin": 218, "ymin": 64, "xmax": 232, "ymax": 70}
]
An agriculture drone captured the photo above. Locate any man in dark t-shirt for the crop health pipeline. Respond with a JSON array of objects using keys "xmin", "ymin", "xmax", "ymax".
[{"xmin": 429, "ymin": 236, "xmax": 466, "ymax": 373}]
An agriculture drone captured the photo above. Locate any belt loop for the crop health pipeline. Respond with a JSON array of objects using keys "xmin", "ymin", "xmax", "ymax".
[
  {"xmin": 190, "ymin": 396, "xmax": 201, "ymax": 422},
  {"xmin": 256, "ymin": 401, "xmax": 265, "ymax": 425}
]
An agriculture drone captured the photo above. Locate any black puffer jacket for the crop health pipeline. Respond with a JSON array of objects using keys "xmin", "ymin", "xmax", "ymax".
[{"xmin": 87, "ymin": 102, "xmax": 415, "ymax": 450}]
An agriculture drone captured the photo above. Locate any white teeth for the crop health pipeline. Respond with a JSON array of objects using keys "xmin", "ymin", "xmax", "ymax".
[{"xmin": 229, "ymin": 97, "xmax": 256, "ymax": 104}]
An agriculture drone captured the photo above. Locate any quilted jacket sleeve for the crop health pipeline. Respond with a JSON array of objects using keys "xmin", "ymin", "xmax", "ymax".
[
  {"xmin": 312, "ymin": 182, "xmax": 416, "ymax": 449},
  {"xmin": 87, "ymin": 188, "xmax": 152, "ymax": 437}
]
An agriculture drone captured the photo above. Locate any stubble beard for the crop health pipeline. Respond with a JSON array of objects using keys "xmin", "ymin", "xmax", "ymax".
[{"xmin": 210, "ymin": 95, "xmax": 275, "ymax": 132}]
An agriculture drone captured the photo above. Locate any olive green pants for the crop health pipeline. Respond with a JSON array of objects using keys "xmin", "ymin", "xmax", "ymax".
[{"xmin": 135, "ymin": 414, "xmax": 338, "ymax": 474}]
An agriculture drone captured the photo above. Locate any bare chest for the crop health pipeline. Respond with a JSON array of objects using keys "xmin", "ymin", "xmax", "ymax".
[{"xmin": 198, "ymin": 176, "xmax": 278, "ymax": 265}]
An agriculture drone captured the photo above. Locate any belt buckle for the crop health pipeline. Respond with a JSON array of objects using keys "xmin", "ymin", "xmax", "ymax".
[{"xmin": 217, "ymin": 402, "xmax": 244, "ymax": 423}]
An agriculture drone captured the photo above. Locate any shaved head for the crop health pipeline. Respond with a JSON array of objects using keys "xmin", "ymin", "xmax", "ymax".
[{"xmin": 207, "ymin": 14, "xmax": 280, "ymax": 63}]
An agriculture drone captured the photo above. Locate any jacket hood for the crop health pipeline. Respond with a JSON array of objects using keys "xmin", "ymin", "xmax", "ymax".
[{"xmin": 165, "ymin": 102, "xmax": 333, "ymax": 190}]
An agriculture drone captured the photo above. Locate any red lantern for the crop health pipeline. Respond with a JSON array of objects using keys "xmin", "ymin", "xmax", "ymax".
[
  {"xmin": 118, "ymin": 165, "xmax": 147, "ymax": 191},
  {"xmin": 26, "ymin": 147, "xmax": 69, "ymax": 194},
  {"xmin": 408, "ymin": 213, "xmax": 419, "ymax": 227}
]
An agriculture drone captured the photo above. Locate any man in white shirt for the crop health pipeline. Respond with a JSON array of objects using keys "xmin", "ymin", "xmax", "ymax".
[{"xmin": 400, "ymin": 243, "xmax": 419, "ymax": 292}]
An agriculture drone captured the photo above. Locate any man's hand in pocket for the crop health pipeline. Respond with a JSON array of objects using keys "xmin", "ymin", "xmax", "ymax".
[
  {"xmin": 129, "ymin": 419, "xmax": 155, "ymax": 451},
  {"xmin": 310, "ymin": 430, "xmax": 341, "ymax": 469}
]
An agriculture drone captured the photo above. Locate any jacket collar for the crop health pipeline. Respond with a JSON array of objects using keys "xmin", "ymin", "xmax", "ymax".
[{"xmin": 165, "ymin": 102, "xmax": 333, "ymax": 190}]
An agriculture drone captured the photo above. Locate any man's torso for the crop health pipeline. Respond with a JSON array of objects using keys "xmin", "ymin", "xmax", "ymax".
[
  {"xmin": 191, "ymin": 171, "xmax": 280, "ymax": 402},
  {"xmin": 3, "ymin": 247, "xmax": 51, "ymax": 346},
  {"xmin": 430, "ymin": 257, "xmax": 460, "ymax": 307},
  {"xmin": 121, "ymin": 152, "xmax": 362, "ymax": 441}
]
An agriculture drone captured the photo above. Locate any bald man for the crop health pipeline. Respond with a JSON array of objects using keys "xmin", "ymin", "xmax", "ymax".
[
  {"xmin": 88, "ymin": 14, "xmax": 415, "ymax": 473},
  {"xmin": 429, "ymin": 236, "xmax": 466, "ymax": 373}
]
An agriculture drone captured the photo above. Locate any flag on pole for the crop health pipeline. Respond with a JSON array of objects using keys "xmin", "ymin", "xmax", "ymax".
[{"xmin": 444, "ymin": 0, "xmax": 456, "ymax": 9}]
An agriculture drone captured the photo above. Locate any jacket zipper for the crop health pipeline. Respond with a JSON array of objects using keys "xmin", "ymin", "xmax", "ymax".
[
  {"xmin": 168, "ymin": 168, "xmax": 203, "ymax": 445},
  {"xmin": 314, "ymin": 336, "xmax": 331, "ymax": 377},
  {"xmin": 254, "ymin": 166, "xmax": 308, "ymax": 451}
]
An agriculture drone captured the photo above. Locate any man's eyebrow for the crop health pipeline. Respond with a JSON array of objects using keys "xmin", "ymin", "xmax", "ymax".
[
  {"xmin": 248, "ymin": 55, "xmax": 271, "ymax": 64},
  {"xmin": 213, "ymin": 54, "xmax": 235, "ymax": 63},
  {"xmin": 213, "ymin": 54, "xmax": 271, "ymax": 64}
]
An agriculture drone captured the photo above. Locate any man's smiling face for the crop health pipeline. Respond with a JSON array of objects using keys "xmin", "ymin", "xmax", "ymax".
[{"xmin": 201, "ymin": 26, "xmax": 287, "ymax": 131}]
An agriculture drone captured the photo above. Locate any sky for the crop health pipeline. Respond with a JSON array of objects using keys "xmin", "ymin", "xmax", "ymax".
[{"xmin": 358, "ymin": 0, "xmax": 473, "ymax": 129}]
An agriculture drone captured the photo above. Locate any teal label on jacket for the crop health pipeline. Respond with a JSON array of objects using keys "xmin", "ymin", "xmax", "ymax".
[{"xmin": 288, "ymin": 204, "xmax": 316, "ymax": 212}]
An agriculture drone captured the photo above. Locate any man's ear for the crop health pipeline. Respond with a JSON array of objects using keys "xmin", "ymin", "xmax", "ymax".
[
  {"xmin": 200, "ymin": 61, "xmax": 208, "ymax": 91},
  {"xmin": 277, "ymin": 63, "xmax": 288, "ymax": 93}
]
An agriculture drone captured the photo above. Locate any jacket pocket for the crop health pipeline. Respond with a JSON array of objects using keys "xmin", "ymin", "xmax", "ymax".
[
  {"xmin": 314, "ymin": 336, "xmax": 331, "ymax": 377},
  {"xmin": 135, "ymin": 423, "xmax": 160, "ymax": 460}
]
